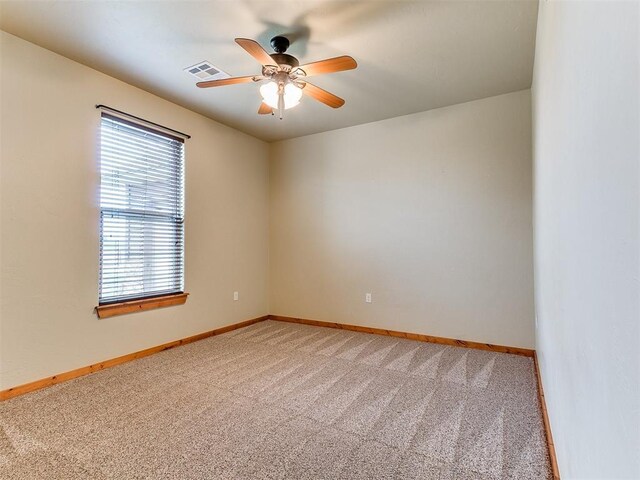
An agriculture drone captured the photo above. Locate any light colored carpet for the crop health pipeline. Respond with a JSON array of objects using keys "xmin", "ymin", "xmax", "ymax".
[{"xmin": 0, "ymin": 320, "xmax": 550, "ymax": 479}]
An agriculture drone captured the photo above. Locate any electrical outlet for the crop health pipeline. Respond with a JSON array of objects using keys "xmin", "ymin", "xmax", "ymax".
[
  {"xmin": 365, "ymin": 293, "xmax": 372, "ymax": 303},
  {"xmin": 233, "ymin": 291, "xmax": 239, "ymax": 301}
]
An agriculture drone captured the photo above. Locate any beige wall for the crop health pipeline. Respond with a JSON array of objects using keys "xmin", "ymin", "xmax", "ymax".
[
  {"xmin": 270, "ymin": 90, "xmax": 534, "ymax": 348},
  {"xmin": 532, "ymin": 1, "xmax": 639, "ymax": 477},
  {"xmin": 0, "ymin": 32, "xmax": 270, "ymax": 390}
]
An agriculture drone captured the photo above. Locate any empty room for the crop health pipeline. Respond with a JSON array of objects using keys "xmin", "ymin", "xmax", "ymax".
[{"xmin": 0, "ymin": 1, "xmax": 638, "ymax": 479}]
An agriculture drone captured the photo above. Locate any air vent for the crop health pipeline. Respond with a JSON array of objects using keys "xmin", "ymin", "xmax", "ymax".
[{"xmin": 184, "ymin": 61, "xmax": 230, "ymax": 81}]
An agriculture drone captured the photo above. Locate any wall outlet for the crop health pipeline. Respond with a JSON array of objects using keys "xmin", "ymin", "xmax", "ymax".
[
  {"xmin": 233, "ymin": 291, "xmax": 239, "ymax": 301},
  {"xmin": 365, "ymin": 293, "xmax": 372, "ymax": 303}
]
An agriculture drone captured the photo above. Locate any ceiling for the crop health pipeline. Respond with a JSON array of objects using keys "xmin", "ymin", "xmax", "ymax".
[{"xmin": 0, "ymin": 1, "xmax": 538, "ymax": 142}]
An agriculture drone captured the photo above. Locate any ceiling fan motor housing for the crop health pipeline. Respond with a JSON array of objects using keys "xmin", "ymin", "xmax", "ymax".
[
  {"xmin": 268, "ymin": 36, "xmax": 299, "ymax": 70},
  {"xmin": 269, "ymin": 53, "xmax": 299, "ymax": 69}
]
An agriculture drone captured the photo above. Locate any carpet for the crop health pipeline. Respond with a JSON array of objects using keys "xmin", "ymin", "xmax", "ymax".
[{"xmin": 0, "ymin": 320, "xmax": 551, "ymax": 479}]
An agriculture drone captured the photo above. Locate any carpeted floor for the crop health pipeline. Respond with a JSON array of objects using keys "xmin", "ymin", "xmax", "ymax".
[{"xmin": 0, "ymin": 320, "xmax": 551, "ymax": 479}]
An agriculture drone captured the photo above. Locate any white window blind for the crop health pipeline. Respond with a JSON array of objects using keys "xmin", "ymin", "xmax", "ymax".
[{"xmin": 99, "ymin": 113, "xmax": 184, "ymax": 304}]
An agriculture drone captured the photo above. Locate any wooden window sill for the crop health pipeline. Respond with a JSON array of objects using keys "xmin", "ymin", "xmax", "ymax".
[{"xmin": 95, "ymin": 293, "xmax": 189, "ymax": 319}]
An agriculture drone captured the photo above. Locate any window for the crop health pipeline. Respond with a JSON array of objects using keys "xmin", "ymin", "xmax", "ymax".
[{"xmin": 99, "ymin": 113, "xmax": 184, "ymax": 306}]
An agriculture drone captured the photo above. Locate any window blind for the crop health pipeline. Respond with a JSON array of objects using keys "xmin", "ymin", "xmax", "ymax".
[{"xmin": 99, "ymin": 113, "xmax": 184, "ymax": 304}]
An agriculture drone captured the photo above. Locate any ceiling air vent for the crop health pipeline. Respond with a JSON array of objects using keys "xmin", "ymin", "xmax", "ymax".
[{"xmin": 184, "ymin": 61, "xmax": 230, "ymax": 81}]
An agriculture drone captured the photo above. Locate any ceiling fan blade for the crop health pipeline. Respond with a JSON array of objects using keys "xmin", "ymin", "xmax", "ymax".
[
  {"xmin": 197, "ymin": 76, "xmax": 256, "ymax": 88},
  {"xmin": 235, "ymin": 38, "xmax": 276, "ymax": 67},
  {"xmin": 258, "ymin": 103, "xmax": 272, "ymax": 115},
  {"xmin": 297, "ymin": 56, "xmax": 357, "ymax": 76},
  {"xmin": 302, "ymin": 81, "xmax": 345, "ymax": 108}
]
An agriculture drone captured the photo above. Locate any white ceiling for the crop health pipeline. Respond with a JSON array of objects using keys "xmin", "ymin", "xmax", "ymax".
[{"xmin": 0, "ymin": 0, "xmax": 538, "ymax": 142}]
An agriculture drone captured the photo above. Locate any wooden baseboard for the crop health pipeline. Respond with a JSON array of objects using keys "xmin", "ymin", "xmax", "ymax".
[
  {"xmin": 533, "ymin": 352, "xmax": 561, "ymax": 479},
  {"xmin": 269, "ymin": 315, "xmax": 535, "ymax": 357},
  {"xmin": 0, "ymin": 315, "xmax": 269, "ymax": 401}
]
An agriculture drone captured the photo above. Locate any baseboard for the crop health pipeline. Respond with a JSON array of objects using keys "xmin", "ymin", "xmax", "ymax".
[
  {"xmin": 269, "ymin": 314, "xmax": 535, "ymax": 357},
  {"xmin": 0, "ymin": 315, "xmax": 269, "ymax": 401},
  {"xmin": 533, "ymin": 352, "xmax": 561, "ymax": 479}
]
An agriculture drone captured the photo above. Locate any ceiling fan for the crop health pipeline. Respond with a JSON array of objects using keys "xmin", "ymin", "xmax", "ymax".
[{"xmin": 196, "ymin": 36, "xmax": 357, "ymax": 119}]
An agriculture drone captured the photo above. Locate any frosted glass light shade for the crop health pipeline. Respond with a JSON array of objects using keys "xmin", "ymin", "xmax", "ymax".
[{"xmin": 260, "ymin": 82, "xmax": 302, "ymax": 110}]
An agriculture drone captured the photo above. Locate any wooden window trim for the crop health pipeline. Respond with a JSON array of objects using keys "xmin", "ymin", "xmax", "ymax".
[{"xmin": 95, "ymin": 293, "xmax": 189, "ymax": 319}]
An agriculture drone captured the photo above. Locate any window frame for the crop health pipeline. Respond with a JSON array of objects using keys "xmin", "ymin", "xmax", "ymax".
[{"xmin": 96, "ymin": 112, "xmax": 188, "ymax": 317}]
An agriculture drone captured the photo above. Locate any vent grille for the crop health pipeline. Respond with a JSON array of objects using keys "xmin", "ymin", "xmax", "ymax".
[{"xmin": 184, "ymin": 61, "xmax": 229, "ymax": 81}]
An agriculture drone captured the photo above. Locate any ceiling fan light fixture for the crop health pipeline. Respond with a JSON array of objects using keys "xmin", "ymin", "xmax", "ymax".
[{"xmin": 259, "ymin": 81, "xmax": 302, "ymax": 110}]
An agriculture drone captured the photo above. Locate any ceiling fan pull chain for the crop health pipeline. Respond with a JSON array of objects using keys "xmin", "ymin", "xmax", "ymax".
[{"xmin": 278, "ymin": 82, "xmax": 285, "ymax": 119}]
